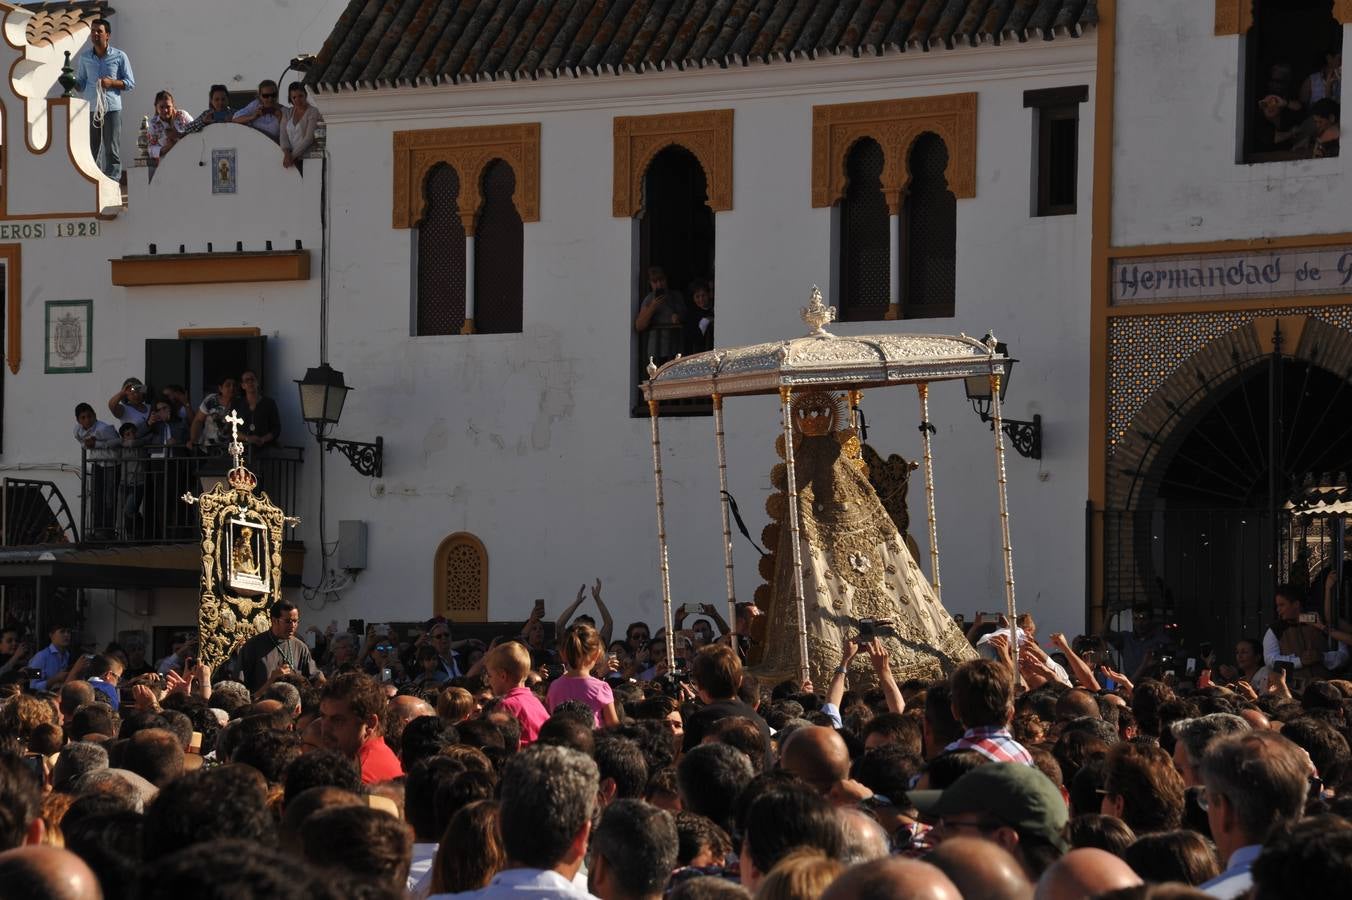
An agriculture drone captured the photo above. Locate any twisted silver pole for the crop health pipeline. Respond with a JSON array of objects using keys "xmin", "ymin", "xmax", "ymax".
[
  {"xmin": 779, "ymin": 387, "xmax": 810, "ymax": 684},
  {"xmin": 712, "ymin": 393, "xmax": 738, "ymax": 638},
  {"xmin": 917, "ymin": 383, "xmax": 942, "ymax": 600},
  {"xmin": 988, "ymin": 370, "xmax": 1020, "ymax": 683},
  {"xmin": 647, "ymin": 396, "xmax": 675, "ymax": 672}
]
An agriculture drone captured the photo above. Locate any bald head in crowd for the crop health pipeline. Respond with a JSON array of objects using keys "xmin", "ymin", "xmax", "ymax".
[
  {"xmin": 1033, "ymin": 848, "xmax": 1142, "ymax": 900},
  {"xmin": 838, "ymin": 808, "xmax": 891, "ymax": 864},
  {"xmin": 779, "ymin": 725, "xmax": 850, "ymax": 795},
  {"xmin": 0, "ymin": 845, "xmax": 102, "ymax": 900},
  {"xmin": 821, "ymin": 858, "xmax": 962, "ymax": 900},
  {"xmin": 1054, "ymin": 690, "xmax": 1100, "ymax": 722},
  {"xmin": 928, "ymin": 836, "xmax": 1032, "ymax": 900}
]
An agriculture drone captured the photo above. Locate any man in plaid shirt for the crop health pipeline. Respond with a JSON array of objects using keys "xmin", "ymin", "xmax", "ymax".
[{"xmin": 944, "ymin": 658, "xmax": 1034, "ymax": 765}]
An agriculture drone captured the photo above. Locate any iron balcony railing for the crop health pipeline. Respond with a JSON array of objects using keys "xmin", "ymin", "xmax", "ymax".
[{"xmin": 78, "ymin": 444, "xmax": 303, "ymax": 545}]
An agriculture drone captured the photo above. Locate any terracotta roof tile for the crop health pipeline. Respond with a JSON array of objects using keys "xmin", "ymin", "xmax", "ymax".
[
  {"xmin": 307, "ymin": 0, "xmax": 1095, "ymax": 91},
  {"xmin": 21, "ymin": 1, "xmax": 112, "ymax": 46}
]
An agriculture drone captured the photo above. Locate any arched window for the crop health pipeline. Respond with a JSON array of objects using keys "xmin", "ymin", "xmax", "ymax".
[
  {"xmin": 415, "ymin": 164, "xmax": 467, "ymax": 335},
  {"xmin": 633, "ymin": 145, "xmax": 715, "ymax": 415},
  {"xmin": 474, "ymin": 160, "xmax": 524, "ymax": 335},
  {"xmin": 433, "ymin": 532, "xmax": 488, "ymax": 622},
  {"xmin": 901, "ymin": 134, "xmax": 956, "ymax": 319},
  {"xmin": 838, "ymin": 138, "xmax": 891, "ymax": 322}
]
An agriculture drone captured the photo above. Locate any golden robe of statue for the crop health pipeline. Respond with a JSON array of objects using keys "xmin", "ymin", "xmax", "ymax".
[{"xmin": 752, "ymin": 392, "xmax": 976, "ymax": 688}]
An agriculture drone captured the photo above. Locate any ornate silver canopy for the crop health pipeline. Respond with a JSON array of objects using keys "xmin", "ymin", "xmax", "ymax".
[{"xmin": 643, "ymin": 287, "xmax": 1010, "ymax": 401}]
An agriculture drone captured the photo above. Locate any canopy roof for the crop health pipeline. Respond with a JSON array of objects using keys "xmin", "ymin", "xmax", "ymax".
[{"xmin": 643, "ymin": 288, "xmax": 1010, "ymax": 401}]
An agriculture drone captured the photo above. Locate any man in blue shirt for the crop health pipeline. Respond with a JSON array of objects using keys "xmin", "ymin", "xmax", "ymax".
[
  {"xmin": 74, "ymin": 18, "xmax": 134, "ymax": 180},
  {"xmin": 28, "ymin": 623, "xmax": 73, "ymax": 690}
]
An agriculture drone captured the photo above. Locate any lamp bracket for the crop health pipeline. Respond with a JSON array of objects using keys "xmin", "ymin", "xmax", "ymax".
[
  {"xmin": 972, "ymin": 405, "xmax": 1043, "ymax": 460},
  {"xmin": 319, "ymin": 435, "xmax": 383, "ymax": 478}
]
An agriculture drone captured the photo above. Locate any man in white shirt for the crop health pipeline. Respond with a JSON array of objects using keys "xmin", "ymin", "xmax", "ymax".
[
  {"xmin": 1198, "ymin": 731, "xmax": 1310, "ymax": 898},
  {"xmin": 434, "ymin": 745, "xmax": 599, "ymax": 899}
]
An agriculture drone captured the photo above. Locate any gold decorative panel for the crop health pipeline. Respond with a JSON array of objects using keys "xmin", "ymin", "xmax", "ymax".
[
  {"xmin": 613, "ymin": 109, "xmax": 734, "ymax": 217},
  {"xmin": 434, "ymin": 532, "xmax": 488, "ymax": 622},
  {"xmin": 812, "ymin": 94, "xmax": 978, "ymax": 212},
  {"xmin": 393, "ymin": 124, "xmax": 540, "ymax": 231}
]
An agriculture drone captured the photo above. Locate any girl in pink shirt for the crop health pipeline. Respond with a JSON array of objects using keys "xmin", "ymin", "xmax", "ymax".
[{"xmin": 547, "ymin": 623, "xmax": 619, "ymax": 728}]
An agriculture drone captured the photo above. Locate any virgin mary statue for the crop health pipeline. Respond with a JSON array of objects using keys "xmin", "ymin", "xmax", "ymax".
[{"xmin": 752, "ymin": 390, "xmax": 976, "ymax": 688}]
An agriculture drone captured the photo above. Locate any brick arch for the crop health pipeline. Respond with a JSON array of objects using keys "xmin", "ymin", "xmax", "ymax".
[{"xmin": 1108, "ymin": 315, "xmax": 1352, "ymax": 510}]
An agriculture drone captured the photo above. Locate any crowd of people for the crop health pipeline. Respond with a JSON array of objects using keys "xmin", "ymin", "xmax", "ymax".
[
  {"xmin": 1255, "ymin": 38, "xmax": 1341, "ymax": 159},
  {"xmin": 73, "ymin": 16, "xmax": 322, "ymax": 182},
  {"xmin": 74, "ymin": 372, "xmax": 282, "ymax": 538},
  {"xmin": 3, "ymin": 581, "xmax": 1352, "ymax": 899}
]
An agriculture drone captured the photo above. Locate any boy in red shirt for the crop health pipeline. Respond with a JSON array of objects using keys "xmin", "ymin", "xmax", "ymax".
[{"xmin": 487, "ymin": 641, "xmax": 549, "ymax": 747}]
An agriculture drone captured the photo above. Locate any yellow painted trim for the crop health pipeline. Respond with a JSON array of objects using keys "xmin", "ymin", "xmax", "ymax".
[
  {"xmin": 0, "ymin": 244, "xmax": 20, "ymax": 374},
  {"xmin": 613, "ymin": 109, "xmax": 734, "ymax": 217},
  {"xmin": 1106, "ymin": 293, "xmax": 1352, "ymax": 318},
  {"xmin": 1087, "ymin": 0, "xmax": 1117, "ymax": 629},
  {"xmin": 1109, "ymin": 231, "xmax": 1352, "ymax": 259},
  {"xmin": 176, "ymin": 326, "xmax": 263, "ymax": 339},
  {"xmin": 392, "ymin": 123, "xmax": 541, "ymax": 229},
  {"xmin": 1217, "ymin": 0, "xmax": 1352, "ymax": 33},
  {"xmin": 111, "ymin": 251, "xmax": 310, "ymax": 287}
]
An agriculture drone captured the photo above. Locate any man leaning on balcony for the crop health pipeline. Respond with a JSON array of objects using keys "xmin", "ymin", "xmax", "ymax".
[{"xmin": 75, "ymin": 17, "xmax": 134, "ymax": 181}]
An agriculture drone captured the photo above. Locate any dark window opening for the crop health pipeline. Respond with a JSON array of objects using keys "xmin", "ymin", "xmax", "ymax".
[
  {"xmin": 474, "ymin": 159, "xmax": 524, "ymax": 335},
  {"xmin": 633, "ymin": 145, "xmax": 715, "ymax": 417},
  {"xmin": 900, "ymin": 133, "xmax": 956, "ymax": 320},
  {"xmin": 1243, "ymin": 1, "xmax": 1342, "ymax": 163},
  {"xmin": 1025, "ymin": 86, "xmax": 1086, "ymax": 217},
  {"xmin": 838, "ymin": 138, "xmax": 891, "ymax": 322},
  {"xmin": 415, "ymin": 164, "xmax": 467, "ymax": 336}
]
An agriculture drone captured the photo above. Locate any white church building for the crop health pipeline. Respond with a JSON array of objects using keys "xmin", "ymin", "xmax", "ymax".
[{"xmin": 0, "ymin": 0, "xmax": 1344, "ymax": 664}]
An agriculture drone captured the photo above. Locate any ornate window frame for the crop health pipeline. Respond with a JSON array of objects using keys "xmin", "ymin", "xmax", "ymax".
[
  {"xmin": 392, "ymin": 124, "xmax": 540, "ymax": 231},
  {"xmin": 613, "ymin": 109, "xmax": 734, "ymax": 217},
  {"xmin": 1216, "ymin": 0, "xmax": 1352, "ymax": 34},
  {"xmin": 433, "ymin": 531, "xmax": 488, "ymax": 622},
  {"xmin": 811, "ymin": 94, "xmax": 978, "ymax": 213}
]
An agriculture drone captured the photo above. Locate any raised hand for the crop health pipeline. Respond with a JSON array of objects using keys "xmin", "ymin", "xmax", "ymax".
[
  {"xmin": 592, "ymin": 578, "xmax": 603, "ymax": 601},
  {"xmin": 865, "ymin": 638, "xmax": 891, "ymax": 674}
]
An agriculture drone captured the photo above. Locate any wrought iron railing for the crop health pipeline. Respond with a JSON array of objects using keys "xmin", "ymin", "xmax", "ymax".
[{"xmin": 78, "ymin": 445, "xmax": 303, "ymax": 545}]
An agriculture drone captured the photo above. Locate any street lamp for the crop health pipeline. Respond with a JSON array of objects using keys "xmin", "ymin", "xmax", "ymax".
[
  {"xmin": 295, "ymin": 363, "xmax": 384, "ymax": 477},
  {"xmin": 964, "ymin": 336, "xmax": 1043, "ymax": 460}
]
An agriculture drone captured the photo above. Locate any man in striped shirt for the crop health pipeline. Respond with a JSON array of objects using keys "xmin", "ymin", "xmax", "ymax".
[{"xmin": 944, "ymin": 658, "xmax": 1034, "ymax": 765}]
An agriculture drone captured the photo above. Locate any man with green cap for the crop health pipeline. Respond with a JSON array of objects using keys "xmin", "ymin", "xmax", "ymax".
[{"xmin": 909, "ymin": 762, "xmax": 1068, "ymax": 880}]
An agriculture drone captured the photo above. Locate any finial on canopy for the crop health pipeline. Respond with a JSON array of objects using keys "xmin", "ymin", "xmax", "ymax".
[
  {"xmin": 646, "ymin": 358, "xmax": 658, "ymax": 379},
  {"xmin": 801, "ymin": 285, "xmax": 836, "ymax": 336}
]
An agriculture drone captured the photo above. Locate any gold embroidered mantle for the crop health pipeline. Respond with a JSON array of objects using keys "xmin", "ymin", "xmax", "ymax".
[{"xmin": 753, "ymin": 395, "xmax": 975, "ymax": 688}]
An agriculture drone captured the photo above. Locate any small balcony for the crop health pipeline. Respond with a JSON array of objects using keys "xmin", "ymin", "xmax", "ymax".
[{"xmin": 76, "ymin": 445, "xmax": 304, "ymax": 545}]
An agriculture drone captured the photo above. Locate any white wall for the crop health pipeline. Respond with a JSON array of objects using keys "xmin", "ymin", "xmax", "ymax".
[
  {"xmin": 310, "ymin": 40, "xmax": 1097, "ymax": 640},
  {"xmin": 0, "ymin": 121, "xmax": 323, "ymax": 645},
  {"xmin": 1112, "ymin": 2, "xmax": 1349, "ymax": 246}
]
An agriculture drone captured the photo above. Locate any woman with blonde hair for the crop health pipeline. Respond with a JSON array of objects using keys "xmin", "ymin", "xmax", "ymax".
[{"xmin": 754, "ymin": 848, "xmax": 843, "ymax": 900}]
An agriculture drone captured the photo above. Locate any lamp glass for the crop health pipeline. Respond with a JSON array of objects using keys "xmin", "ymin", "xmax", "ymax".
[{"xmin": 296, "ymin": 363, "xmax": 350, "ymax": 426}]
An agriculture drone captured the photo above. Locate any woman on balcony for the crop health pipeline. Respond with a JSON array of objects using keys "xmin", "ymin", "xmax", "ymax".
[
  {"xmin": 147, "ymin": 89, "xmax": 193, "ymax": 166},
  {"xmin": 281, "ymin": 81, "xmax": 323, "ymax": 170},
  {"xmin": 187, "ymin": 375, "xmax": 238, "ymax": 452},
  {"xmin": 237, "ymin": 369, "xmax": 280, "ymax": 452}
]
